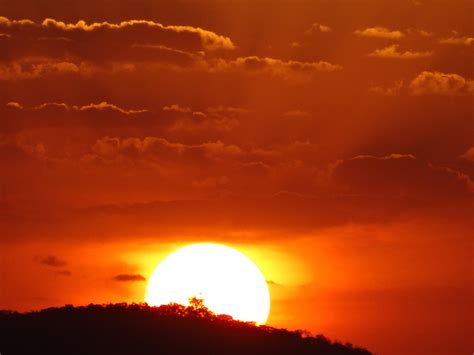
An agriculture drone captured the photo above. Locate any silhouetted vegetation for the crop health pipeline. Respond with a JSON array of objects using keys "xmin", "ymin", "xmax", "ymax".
[{"xmin": 0, "ymin": 301, "xmax": 372, "ymax": 355}]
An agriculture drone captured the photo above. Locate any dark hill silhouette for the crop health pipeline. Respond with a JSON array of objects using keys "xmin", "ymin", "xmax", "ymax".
[{"xmin": 0, "ymin": 301, "xmax": 372, "ymax": 355}]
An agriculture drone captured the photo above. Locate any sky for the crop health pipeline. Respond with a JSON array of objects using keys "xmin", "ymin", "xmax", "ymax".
[{"xmin": 0, "ymin": 1, "xmax": 473, "ymax": 354}]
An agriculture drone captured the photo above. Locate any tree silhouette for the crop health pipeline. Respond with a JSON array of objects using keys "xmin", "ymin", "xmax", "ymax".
[
  {"xmin": 0, "ymin": 303, "xmax": 372, "ymax": 355},
  {"xmin": 188, "ymin": 296, "xmax": 213, "ymax": 318}
]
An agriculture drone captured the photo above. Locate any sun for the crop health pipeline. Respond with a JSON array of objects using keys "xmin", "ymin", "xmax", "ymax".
[{"xmin": 145, "ymin": 243, "xmax": 270, "ymax": 324}]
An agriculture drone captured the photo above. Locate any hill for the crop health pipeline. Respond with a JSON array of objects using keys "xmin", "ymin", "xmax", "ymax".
[{"xmin": 0, "ymin": 302, "xmax": 372, "ymax": 355}]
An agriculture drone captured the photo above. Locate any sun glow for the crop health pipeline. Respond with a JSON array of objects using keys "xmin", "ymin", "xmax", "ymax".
[{"xmin": 145, "ymin": 243, "xmax": 270, "ymax": 324}]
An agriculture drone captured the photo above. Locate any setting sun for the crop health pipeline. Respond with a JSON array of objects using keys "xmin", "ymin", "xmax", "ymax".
[{"xmin": 145, "ymin": 243, "xmax": 270, "ymax": 324}]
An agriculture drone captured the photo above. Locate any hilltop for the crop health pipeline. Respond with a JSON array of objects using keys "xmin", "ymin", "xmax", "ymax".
[{"xmin": 0, "ymin": 302, "xmax": 372, "ymax": 355}]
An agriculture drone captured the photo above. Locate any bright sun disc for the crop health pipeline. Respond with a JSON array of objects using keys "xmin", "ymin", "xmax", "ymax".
[{"xmin": 145, "ymin": 243, "xmax": 270, "ymax": 324}]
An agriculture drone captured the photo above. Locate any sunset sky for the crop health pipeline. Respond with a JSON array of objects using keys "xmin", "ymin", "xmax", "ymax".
[{"xmin": 0, "ymin": 1, "xmax": 473, "ymax": 354}]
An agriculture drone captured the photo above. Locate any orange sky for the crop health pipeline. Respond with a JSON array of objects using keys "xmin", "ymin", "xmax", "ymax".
[{"xmin": 0, "ymin": 1, "xmax": 473, "ymax": 355}]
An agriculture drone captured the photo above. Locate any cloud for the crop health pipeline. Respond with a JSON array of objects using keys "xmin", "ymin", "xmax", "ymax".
[
  {"xmin": 9, "ymin": 101, "xmax": 150, "ymax": 115},
  {"xmin": 0, "ymin": 52, "xmax": 341, "ymax": 84},
  {"xmin": 38, "ymin": 255, "xmax": 67, "ymax": 267},
  {"xmin": 0, "ymin": 135, "xmax": 48, "ymax": 162},
  {"xmin": 460, "ymin": 147, "xmax": 474, "ymax": 162},
  {"xmin": 439, "ymin": 36, "xmax": 474, "ymax": 46},
  {"xmin": 354, "ymin": 27, "xmax": 404, "ymax": 39},
  {"xmin": 0, "ymin": 195, "xmax": 405, "ymax": 243},
  {"xmin": 0, "ymin": 15, "xmax": 342, "ymax": 82},
  {"xmin": 85, "ymin": 136, "xmax": 244, "ymax": 166},
  {"xmin": 209, "ymin": 56, "xmax": 341, "ymax": 80},
  {"xmin": 112, "ymin": 274, "xmax": 146, "ymax": 282},
  {"xmin": 163, "ymin": 104, "xmax": 246, "ymax": 118},
  {"xmin": 2, "ymin": 101, "xmax": 152, "ymax": 133},
  {"xmin": 0, "ymin": 17, "xmax": 235, "ymax": 77},
  {"xmin": 304, "ymin": 22, "xmax": 332, "ymax": 35},
  {"xmin": 129, "ymin": 44, "xmax": 199, "ymax": 65},
  {"xmin": 0, "ymin": 57, "xmax": 138, "ymax": 80},
  {"xmin": 77, "ymin": 102, "xmax": 150, "ymax": 115},
  {"xmin": 0, "ymin": 17, "xmax": 35, "ymax": 26},
  {"xmin": 409, "ymin": 71, "xmax": 474, "ymax": 95},
  {"xmin": 2, "ymin": 100, "xmax": 240, "ymax": 138},
  {"xmin": 433, "ymin": 165, "xmax": 474, "ymax": 193},
  {"xmin": 0, "ymin": 59, "xmax": 81, "ymax": 80},
  {"xmin": 5, "ymin": 102, "xmax": 23, "ymax": 109},
  {"xmin": 205, "ymin": 106, "xmax": 249, "ymax": 117},
  {"xmin": 163, "ymin": 104, "xmax": 194, "ymax": 115},
  {"xmin": 406, "ymin": 29, "xmax": 433, "ymax": 37},
  {"xmin": 332, "ymin": 154, "xmax": 474, "ymax": 197},
  {"xmin": 233, "ymin": 56, "xmax": 340, "ymax": 72},
  {"xmin": 0, "ymin": 16, "xmax": 235, "ymax": 52},
  {"xmin": 369, "ymin": 80, "xmax": 404, "ymax": 95},
  {"xmin": 371, "ymin": 72, "xmax": 474, "ymax": 96},
  {"xmin": 32, "ymin": 102, "xmax": 71, "ymax": 111},
  {"xmin": 4, "ymin": 187, "xmax": 472, "ymax": 245},
  {"xmin": 163, "ymin": 104, "xmax": 242, "ymax": 132},
  {"xmin": 368, "ymin": 45, "xmax": 432, "ymax": 59}
]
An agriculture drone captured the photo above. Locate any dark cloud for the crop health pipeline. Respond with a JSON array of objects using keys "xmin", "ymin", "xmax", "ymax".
[
  {"xmin": 38, "ymin": 255, "xmax": 67, "ymax": 267},
  {"xmin": 163, "ymin": 104, "xmax": 241, "ymax": 133},
  {"xmin": 0, "ymin": 17, "xmax": 238, "ymax": 78},
  {"xmin": 1, "ymin": 101, "xmax": 246, "ymax": 142},
  {"xmin": 213, "ymin": 56, "xmax": 341, "ymax": 79},
  {"xmin": 1, "ymin": 100, "xmax": 153, "ymax": 134},
  {"xmin": 332, "ymin": 154, "xmax": 474, "ymax": 198},
  {"xmin": 0, "ymin": 134, "xmax": 47, "ymax": 162},
  {"xmin": 3, "ymin": 190, "xmax": 472, "ymax": 245},
  {"xmin": 129, "ymin": 44, "xmax": 199, "ymax": 65},
  {"xmin": 113, "ymin": 274, "xmax": 146, "ymax": 282},
  {"xmin": 0, "ymin": 58, "xmax": 81, "ymax": 80},
  {"xmin": 460, "ymin": 147, "xmax": 474, "ymax": 162},
  {"xmin": 85, "ymin": 136, "xmax": 244, "ymax": 167},
  {"xmin": 0, "ymin": 16, "xmax": 235, "ymax": 62}
]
